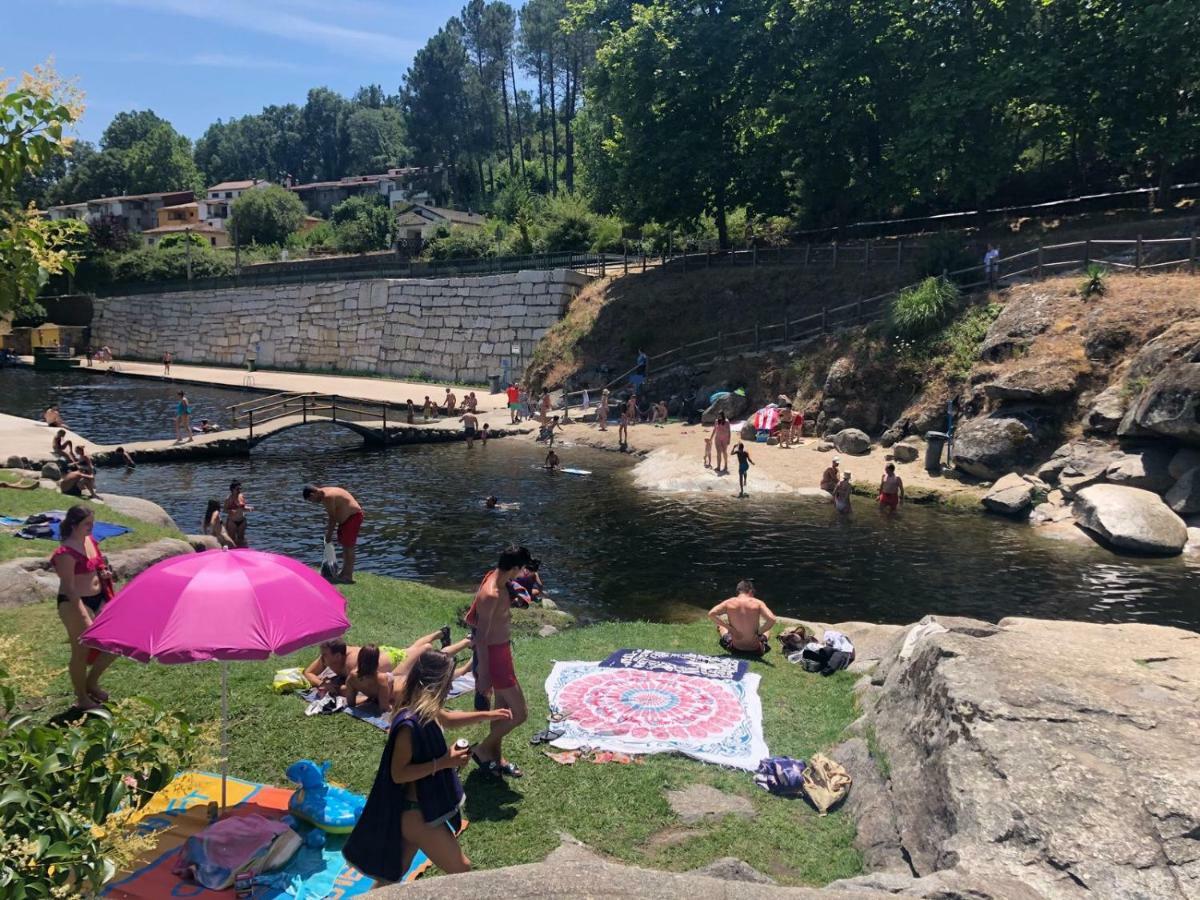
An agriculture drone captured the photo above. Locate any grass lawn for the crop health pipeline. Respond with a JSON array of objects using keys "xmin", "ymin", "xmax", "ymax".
[
  {"xmin": 0, "ymin": 573, "xmax": 862, "ymax": 887},
  {"xmin": 0, "ymin": 479, "xmax": 184, "ymax": 563}
]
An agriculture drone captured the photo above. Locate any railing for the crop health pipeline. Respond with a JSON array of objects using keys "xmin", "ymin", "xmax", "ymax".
[{"xmin": 226, "ymin": 392, "xmax": 420, "ymax": 440}]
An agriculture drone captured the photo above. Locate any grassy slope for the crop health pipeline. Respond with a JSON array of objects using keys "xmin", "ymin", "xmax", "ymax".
[
  {"xmin": 0, "ymin": 574, "xmax": 861, "ymax": 886},
  {"xmin": 0, "ymin": 481, "xmax": 183, "ymax": 563}
]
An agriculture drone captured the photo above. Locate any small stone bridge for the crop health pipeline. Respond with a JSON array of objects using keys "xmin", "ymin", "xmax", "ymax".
[{"xmin": 94, "ymin": 392, "xmax": 523, "ymax": 464}]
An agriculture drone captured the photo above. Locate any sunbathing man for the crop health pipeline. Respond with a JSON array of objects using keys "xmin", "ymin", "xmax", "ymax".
[
  {"xmin": 343, "ymin": 632, "xmax": 474, "ymax": 710},
  {"xmin": 304, "ymin": 636, "xmax": 421, "ymax": 695},
  {"xmin": 465, "ymin": 544, "xmax": 532, "ymax": 778},
  {"xmin": 707, "ymin": 579, "xmax": 777, "ymax": 657},
  {"xmin": 302, "ymin": 484, "xmax": 363, "ymax": 583}
]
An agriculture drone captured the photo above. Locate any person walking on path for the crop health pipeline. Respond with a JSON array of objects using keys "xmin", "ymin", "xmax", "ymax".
[
  {"xmin": 732, "ymin": 442, "xmax": 754, "ymax": 497},
  {"xmin": 464, "ymin": 545, "xmax": 532, "ymax": 779},
  {"xmin": 174, "ymin": 391, "xmax": 193, "ymax": 443},
  {"xmin": 162, "ymin": 351, "xmax": 171, "ymax": 376},
  {"xmin": 341, "ymin": 649, "xmax": 511, "ymax": 883},
  {"xmin": 712, "ymin": 412, "xmax": 732, "ymax": 474},
  {"xmin": 878, "ymin": 463, "xmax": 905, "ymax": 513},
  {"xmin": 52, "ymin": 505, "xmax": 117, "ymax": 710},
  {"xmin": 506, "ymin": 383, "xmax": 521, "ymax": 424},
  {"xmin": 224, "ymin": 480, "xmax": 252, "ymax": 547},
  {"xmin": 303, "ymin": 484, "xmax": 364, "ymax": 584}
]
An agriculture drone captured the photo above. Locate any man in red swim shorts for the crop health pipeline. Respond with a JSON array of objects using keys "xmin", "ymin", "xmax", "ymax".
[
  {"xmin": 464, "ymin": 544, "xmax": 532, "ymax": 779},
  {"xmin": 878, "ymin": 463, "xmax": 904, "ymax": 513},
  {"xmin": 303, "ymin": 484, "xmax": 364, "ymax": 584}
]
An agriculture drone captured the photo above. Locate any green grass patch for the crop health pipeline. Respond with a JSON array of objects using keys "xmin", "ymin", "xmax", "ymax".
[
  {"xmin": 0, "ymin": 482, "xmax": 184, "ymax": 563},
  {"xmin": 0, "ymin": 573, "xmax": 862, "ymax": 886}
]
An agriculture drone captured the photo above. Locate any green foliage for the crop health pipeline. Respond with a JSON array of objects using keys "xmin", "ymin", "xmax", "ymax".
[
  {"xmin": 330, "ymin": 195, "xmax": 395, "ymax": 253},
  {"xmin": 230, "ymin": 185, "xmax": 306, "ymax": 247},
  {"xmin": 888, "ymin": 276, "xmax": 961, "ymax": 340},
  {"xmin": 916, "ymin": 232, "xmax": 976, "ymax": 280},
  {"xmin": 155, "ymin": 230, "xmax": 208, "ymax": 250},
  {"xmin": 891, "ymin": 301, "xmax": 1001, "ymax": 382},
  {"xmin": 0, "ymin": 668, "xmax": 196, "ymax": 897},
  {"xmin": 1080, "ymin": 263, "xmax": 1108, "ymax": 299},
  {"xmin": 81, "ymin": 241, "xmax": 234, "ymax": 287},
  {"xmin": 343, "ymin": 106, "xmax": 408, "ymax": 174},
  {"xmin": 422, "ymin": 224, "xmax": 496, "ymax": 260},
  {"xmin": 591, "ymin": 214, "xmax": 624, "ymax": 253},
  {"xmin": 86, "ymin": 215, "xmax": 137, "ymax": 253},
  {"xmin": 288, "ymin": 219, "xmax": 334, "ymax": 250},
  {"xmin": 535, "ymin": 193, "xmax": 596, "ymax": 252}
]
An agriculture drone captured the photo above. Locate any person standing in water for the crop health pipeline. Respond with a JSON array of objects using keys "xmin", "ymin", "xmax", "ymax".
[
  {"xmin": 506, "ymin": 383, "xmax": 521, "ymax": 424},
  {"xmin": 203, "ymin": 499, "xmax": 235, "ymax": 548},
  {"xmin": 303, "ymin": 484, "xmax": 364, "ymax": 584},
  {"xmin": 732, "ymin": 442, "xmax": 754, "ymax": 497},
  {"xmin": 712, "ymin": 412, "xmax": 732, "ymax": 474},
  {"xmin": 878, "ymin": 463, "xmax": 905, "ymax": 513},
  {"xmin": 833, "ymin": 471, "xmax": 853, "ymax": 514},
  {"xmin": 422, "ymin": 396, "xmax": 434, "ymax": 422},
  {"xmin": 460, "ymin": 411, "xmax": 479, "ymax": 448},
  {"xmin": 405, "ymin": 399, "xmax": 415, "ymax": 425},
  {"xmin": 224, "ymin": 480, "xmax": 252, "ymax": 547},
  {"xmin": 174, "ymin": 391, "xmax": 193, "ymax": 443}
]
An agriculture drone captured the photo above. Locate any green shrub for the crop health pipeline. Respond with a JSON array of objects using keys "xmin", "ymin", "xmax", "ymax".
[
  {"xmin": 1080, "ymin": 263, "xmax": 1107, "ymax": 299},
  {"xmin": 331, "ymin": 195, "xmax": 395, "ymax": 253},
  {"xmin": 534, "ymin": 193, "xmax": 596, "ymax": 253},
  {"xmin": 0, "ymin": 668, "xmax": 196, "ymax": 896},
  {"xmin": 230, "ymin": 185, "xmax": 307, "ymax": 246},
  {"xmin": 590, "ymin": 215, "xmax": 625, "ymax": 254},
  {"xmin": 889, "ymin": 276, "xmax": 961, "ymax": 339},
  {"xmin": 422, "ymin": 225, "xmax": 496, "ymax": 260},
  {"xmin": 155, "ymin": 231, "xmax": 207, "ymax": 250}
]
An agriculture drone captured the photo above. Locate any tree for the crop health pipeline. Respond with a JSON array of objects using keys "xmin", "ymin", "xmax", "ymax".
[
  {"xmin": 0, "ymin": 63, "xmax": 88, "ymax": 314},
  {"xmin": 303, "ymin": 88, "xmax": 350, "ymax": 181},
  {"xmin": 344, "ymin": 107, "xmax": 408, "ymax": 173},
  {"xmin": 403, "ymin": 22, "xmax": 475, "ymax": 199},
  {"xmin": 100, "ymin": 109, "xmax": 170, "ymax": 151},
  {"xmin": 122, "ymin": 122, "xmax": 202, "ymax": 194},
  {"xmin": 230, "ymin": 184, "xmax": 306, "ymax": 245},
  {"xmin": 45, "ymin": 141, "xmax": 127, "ymax": 205},
  {"xmin": 331, "ymin": 195, "xmax": 395, "ymax": 252}
]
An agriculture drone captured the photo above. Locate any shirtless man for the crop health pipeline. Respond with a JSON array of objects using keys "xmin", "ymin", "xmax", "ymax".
[
  {"xmin": 820, "ymin": 457, "xmax": 840, "ymax": 495},
  {"xmin": 52, "ymin": 429, "xmax": 74, "ymax": 464},
  {"xmin": 303, "ymin": 484, "xmax": 364, "ymax": 583},
  {"xmin": 708, "ymin": 579, "xmax": 777, "ymax": 656},
  {"xmin": 544, "ymin": 448, "xmax": 560, "ymax": 470},
  {"xmin": 341, "ymin": 630, "xmax": 472, "ymax": 709},
  {"xmin": 460, "ymin": 411, "xmax": 479, "ymax": 448},
  {"xmin": 303, "ymin": 638, "xmax": 360, "ymax": 693},
  {"xmin": 44, "ymin": 406, "xmax": 67, "ymax": 428},
  {"xmin": 423, "ymin": 396, "xmax": 434, "ymax": 422},
  {"xmin": 444, "ymin": 388, "xmax": 457, "ymax": 415},
  {"xmin": 878, "ymin": 462, "xmax": 905, "ymax": 513},
  {"xmin": 72, "ymin": 445, "xmax": 99, "ymax": 498},
  {"xmin": 465, "ymin": 545, "xmax": 532, "ymax": 778}
]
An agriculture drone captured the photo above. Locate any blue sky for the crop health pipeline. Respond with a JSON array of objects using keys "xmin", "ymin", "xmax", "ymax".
[{"xmin": 1, "ymin": 0, "xmax": 470, "ymax": 145}]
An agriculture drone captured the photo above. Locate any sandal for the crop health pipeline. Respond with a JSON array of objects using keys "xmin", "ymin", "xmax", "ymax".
[
  {"xmin": 530, "ymin": 727, "xmax": 564, "ymax": 746},
  {"xmin": 471, "ymin": 751, "xmax": 501, "ymax": 778},
  {"xmin": 497, "ymin": 761, "xmax": 524, "ymax": 778}
]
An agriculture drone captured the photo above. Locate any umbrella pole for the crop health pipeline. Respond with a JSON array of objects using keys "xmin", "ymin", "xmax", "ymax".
[{"xmin": 220, "ymin": 659, "xmax": 229, "ymax": 811}]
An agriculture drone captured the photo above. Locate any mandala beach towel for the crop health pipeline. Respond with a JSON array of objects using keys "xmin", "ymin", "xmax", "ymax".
[{"xmin": 544, "ymin": 660, "xmax": 769, "ymax": 771}]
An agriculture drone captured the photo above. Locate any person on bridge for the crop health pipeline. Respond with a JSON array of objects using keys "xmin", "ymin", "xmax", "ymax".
[{"xmin": 303, "ymin": 484, "xmax": 364, "ymax": 584}]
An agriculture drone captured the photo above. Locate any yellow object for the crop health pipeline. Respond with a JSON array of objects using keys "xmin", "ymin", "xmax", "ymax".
[{"xmin": 272, "ymin": 667, "xmax": 308, "ymax": 693}]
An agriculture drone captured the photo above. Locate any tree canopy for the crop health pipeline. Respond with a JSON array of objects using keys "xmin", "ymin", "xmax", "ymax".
[{"xmin": 229, "ymin": 184, "xmax": 306, "ymax": 246}]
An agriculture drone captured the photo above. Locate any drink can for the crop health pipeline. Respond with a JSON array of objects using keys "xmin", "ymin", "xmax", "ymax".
[{"xmin": 454, "ymin": 738, "xmax": 470, "ymax": 751}]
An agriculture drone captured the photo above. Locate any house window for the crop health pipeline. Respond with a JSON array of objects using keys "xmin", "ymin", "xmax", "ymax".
[
  {"xmin": 210, "ymin": 237, "xmax": 216, "ymax": 246},
  {"xmin": 225, "ymin": 192, "xmax": 233, "ymax": 199}
]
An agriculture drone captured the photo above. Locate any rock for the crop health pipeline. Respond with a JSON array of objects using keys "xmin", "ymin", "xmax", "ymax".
[
  {"xmin": 1104, "ymin": 446, "xmax": 1174, "ymax": 494},
  {"xmin": 186, "ymin": 534, "xmax": 222, "ymax": 552},
  {"xmin": 830, "ymin": 738, "xmax": 906, "ymax": 873},
  {"xmin": 5, "ymin": 455, "xmax": 24, "ymax": 469},
  {"xmin": 740, "ymin": 421, "xmax": 757, "ymax": 440},
  {"xmin": 106, "ymin": 538, "xmax": 196, "ymax": 581},
  {"xmin": 700, "ymin": 392, "xmax": 748, "ymax": 425},
  {"xmin": 1165, "ymin": 468, "xmax": 1200, "ymax": 516},
  {"xmin": 840, "ymin": 400, "xmax": 881, "ymax": 432},
  {"xmin": 540, "ymin": 596, "xmax": 559, "ymax": 611},
  {"xmin": 1072, "ymin": 484, "xmax": 1188, "ymax": 555},
  {"xmin": 687, "ymin": 858, "xmax": 776, "ymax": 885},
  {"xmin": 1124, "ymin": 319, "xmax": 1200, "ymax": 382},
  {"xmin": 981, "ymin": 362, "xmax": 1083, "ymax": 404},
  {"xmin": 951, "ymin": 415, "xmax": 1038, "ymax": 480},
  {"xmin": 537, "ymin": 624, "xmax": 559, "ymax": 638},
  {"xmin": 879, "ymin": 426, "xmax": 904, "ymax": 448},
  {"xmin": 981, "ymin": 473, "xmax": 1036, "ymax": 517},
  {"xmin": 821, "ymin": 416, "xmax": 846, "ymax": 436},
  {"xmin": 1119, "ymin": 359, "xmax": 1200, "ymax": 444},
  {"xmin": 1029, "ymin": 500, "xmax": 1073, "ymax": 526},
  {"xmin": 1169, "ymin": 447, "xmax": 1200, "ymax": 480},
  {"xmin": 1084, "ymin": 384, "xmax": 1127, "ymax": 434},
  {"xmin": 891, "ymin": 442, "xmax": 919, "ymax": 464},
  {"xmin": 816, "ymin": 441, "xmax": 835, "ymax": 452},
  {"xmin": 832, "ymin": 428, "xmax": 871, "ymax": 456},
  {"xmin": 0, "ymin": 563, "xmax": 56, "ymax": 608},
  {"xmin": 828, "ymin": 870, "xmax": 1047, "ymax": 900},
  {"xmin": 823, "ymin": 357, "xmax": 856, "ymax": 396},
  {"xmin": 1035, "ymin": 439, "xmax": 1119, "ymax": 485},
  {"xmin": 1188, "ymin": 527, "xmax": 1200, "ymax": 555},
  {"xmin": 40, "ymin": 462, "xmax": 62, "ymax": 480},
  {"xmin": 860, "ymin": 617, "xmax": 1200, "ymax": 899},
  {"xmin": 98, "ymin": 493, "xmax": 179, "ymax": 529},
  {"xmin": 665, "ymin": 784, "xmax": 755, "ymax": 825},
  {"xmin": 978, "ymin": 287, "xmax": 1057, "ymax": 361}
]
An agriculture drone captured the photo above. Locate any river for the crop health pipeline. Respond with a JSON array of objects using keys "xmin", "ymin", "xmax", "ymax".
[{"xmin": 4, "ymin": 368, "xmax": 1199, "ymax": 630}]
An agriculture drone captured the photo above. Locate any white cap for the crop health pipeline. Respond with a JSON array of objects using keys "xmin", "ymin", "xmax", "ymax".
[{"xmin": 832, "ymin": 456, "xmax": 841, "ymax": 463}]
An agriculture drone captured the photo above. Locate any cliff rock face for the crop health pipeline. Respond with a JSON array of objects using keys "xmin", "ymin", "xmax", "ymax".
[{"xmin": 860, "ymin": 618, "xmax": 1200, "ymax": 899}]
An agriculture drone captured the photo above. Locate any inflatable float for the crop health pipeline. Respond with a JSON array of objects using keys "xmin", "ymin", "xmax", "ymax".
[{"xmin": 285, "ymin": 759, "xmax": 365, "ymax": 834}]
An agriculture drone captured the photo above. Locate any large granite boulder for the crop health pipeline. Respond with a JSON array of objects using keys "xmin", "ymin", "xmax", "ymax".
[
  {"xmin": 1120, "ymin": 360, "xmax": 1200, "ymax": 445},
  {"xmin": 823, "ymin": 356, "xmax": 856, "ymax": 396},
  {"xmin": 1165, "ymin": 468, "xmax": 1200, "ymax": 516},
  {"xmin": 879, "ymin": 425, "xmax": 904, "ymax": 448},
  {"xmin": 981, "ymin": 472, "xmax": 1037, "ymax": 517},
  {"xmin": 106, "ymin": 538, "xmax": 196, "ymax": 581},
  {"xmin": 977, "ymin": 288, "xmax": 1056, "ymax": 361},
  {"xmin": 700, "ymin": 392, "xmax": 749, "ymax": 425},
  {"xmin": 832, "ymin": 428, "xmax": 871, "ymax": 456},
  {"xmin": 1169, "ymin": 447, "xmax": 1200, "ymax": 480},
  {"xmin": 98, "ymin": 493, "xmax": 179, "ymax": 530},
  {"xmin": 1083, "ymin": 384, "xmax": 1127, "ymax": 434},
  {"xmin": 1072, "ymin": 484, "xmax": 1188, "ymax": 555},
  {"xmin": 951, "ymin": 415, "xmax": 1038, "ymax": 480},
  {"xmin": 859, "ymin": 617, "xmax": 1200, "ymax": 899},
  {"xmin": 1104, "ymin": 446, "xmax": 1175, "ymax": 494},
  {"xmin": 1124, "ymin": 319, "xmax": 1200, "ymax": 382},
  {"xmin": 1035, "ymin": 439, "xmax": 1120, "ymax": 487},
  {"xmin": 981, "ymin": 361, "xmax": 1083, "ymax": 404},
  {"xmin": 892, "ymin": 441, "xmax": 920, "ymax": 464}
]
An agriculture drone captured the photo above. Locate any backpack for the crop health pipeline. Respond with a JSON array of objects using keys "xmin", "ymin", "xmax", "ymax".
[{"xmin": 801, "ymin": 753, "xmax": 852, "ymax": 816}]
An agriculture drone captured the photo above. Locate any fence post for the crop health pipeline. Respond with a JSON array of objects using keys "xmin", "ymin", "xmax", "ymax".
[
  {"xmin": 382, "ymin": 403, "xmax": 387, "ymax": 434},
  {"xmin": 302, "ymin": 395, "xmax": 307, "ymax": 425},
  {"xmin": 642, "ymin": 252, "xmax": 647, "ymax": 273},
  {"xmin": 896, "ymin": 239, "xmax": 903, "ymax": 272},
  {"xmin": 248, "ymin": 409, "xmax": 254, "ymax": 441},
  {"xmin": 1190, "ymin": 230, "xmax": 1197, "ymax": 275},
  {"xmin": 832, "ymin": 241, "xmax": 839, "ymax": 268},
  {"xmin": 752, "ymin": 243, "xmax": 758, "ymax": 267},
  {"xmin": 1084, "ymin": 239, "xmax": 1091, "ymax": 266},
  {"xmin": 804, "ymin": 243, "xmax": 811, "ymax": 266},
  {"xmin": 600, "ymin": 253, "xmax": 606, "ymax": 277},
  {"xmin": 332, "ymin": 396, "xmax": 338, "ymax": 423},
  {"xmin": 706, "ymin": 249, "xmax": 712, "ymax": 268},
  {"xmin": 1036, "ymin": 244, "xmax": 1044, "ymax": 279},
  {"xmin": 821, "ymin": 306, "xmax": 828, "ymax": 333},
  {"xmin": 865, "ymin": 239, "xmax": 872, "ymax": 266},
  {"xmin": 1136, "ymin": 235, "xmax": 1143, "ymax": 271},
  {"xmin": 623, "ymin": 247, "xmax": 628, "ymax": 276}
]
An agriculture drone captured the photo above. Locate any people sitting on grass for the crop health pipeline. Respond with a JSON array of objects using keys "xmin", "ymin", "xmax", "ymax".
[
  {"xmin": 512, "ymin": 558, "xmax": 545, "ymax": 605},
  {"xmin": 342, "ymin": 650, "xmax": 513, "ymax": 884},
  {"xmin": 707, "ymin": 579, "xmax": 777, "ymax": 657},
  {"xmin": 343, "ymin": 632, "xmax": 474, "ymax": 710},
  {"xmin": 51, "ymin": 505, "xmax": 117, "ymax": 710}
]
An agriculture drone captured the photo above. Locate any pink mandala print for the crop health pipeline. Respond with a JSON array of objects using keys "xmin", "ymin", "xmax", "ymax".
[{"xmin": 556, "ymin": 669, "xmax": 744, "ymax": 745}]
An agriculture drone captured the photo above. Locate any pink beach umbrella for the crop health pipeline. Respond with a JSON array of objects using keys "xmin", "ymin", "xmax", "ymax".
[
  {"xmin": 751, "ymin": 405, "xmax": 780, "ymax": 432},
  {"xmin": 81, "ymin": 548, "xmax": 349, "ymax": 807}
]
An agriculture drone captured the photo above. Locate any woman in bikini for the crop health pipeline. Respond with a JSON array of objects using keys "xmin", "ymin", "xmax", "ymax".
[
  {"xmin": 342, "ymin": 650, "xmax": 511, "ymax": 884},
  {"xmin": 713, "ymin": 412, "xmax": 732, "ymax": 474},
  {"xmin": 224, "ymin": 480, "xmax": 251, "ymax": 548},
  {"xmin": 202, "ymin": 499, "xmax": 235, "ymax": 548},
  {"xmin": 344, "ymin": 633, "xmax": 474, "ymax": 710},
  {"xmin": 51, "ymin": 506, "xmax": 117, "ymax": 710}
]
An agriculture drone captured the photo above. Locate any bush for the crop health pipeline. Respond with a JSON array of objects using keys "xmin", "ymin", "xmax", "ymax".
[
  {"xmin": 0, "ymin": 668, "xmax": 196, "ymax": 896},
  {"xmin": 331, "ymin": 195, "xmax": 394, "ymax": 253},
  {"xmin": 422, "ymin": 225, "xmax": 496, "ymax": 260},
  {"xmin": 230, "ymin": 185, "xmax": 306, "ymax": 246},
  {"xmin": 535, "ymin": 193, "xmax": 596, "ymax": 253},
  {"xmin": 889, "ymin": 275, "xmax": 960, "ymax": 339},
  {"xmin": 1080, "ymin": 263, "xmax": 1107, "ymax": 299},
  {"xmin": 155, "ymin": 231, "xmax": 207, "ymax": 250},
  {"xmin": 591, "ymin": 215, "xmax": 625, "ymax": 254}
]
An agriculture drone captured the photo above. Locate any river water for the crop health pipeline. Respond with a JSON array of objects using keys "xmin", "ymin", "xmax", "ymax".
[{"xmin": 5, "ymin": 368, "xmax": 1199, "ymax": 631}]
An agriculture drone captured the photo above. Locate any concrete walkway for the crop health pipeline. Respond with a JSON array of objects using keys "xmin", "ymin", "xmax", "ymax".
[{"xmin": 0, "ymin": 413, "xmax": 89, "ymax": 465}]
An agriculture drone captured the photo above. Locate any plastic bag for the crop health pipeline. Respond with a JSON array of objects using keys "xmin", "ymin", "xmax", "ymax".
[
  {"xmin": 320, "ymin": 541, "xmax": 338, "ymax": 580},
  {"xmin": 273, "ymin": 667, "xmax": 308, "ymax": 694}
]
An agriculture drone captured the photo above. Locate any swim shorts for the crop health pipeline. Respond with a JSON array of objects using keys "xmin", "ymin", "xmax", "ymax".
[
  {"xmin": 379, "ymin": 645, "xmax": 406, "ymax": 667},
  {"xmin": 878, "ymin": 492, "xmax": 899, "ymax": 510},
  {"xmin": 508, "ymin": 402, "xmax": 520, "ymax": 410},
  {"xmin": 484, "ymin": 641, "xmax": 518, "ymax": 690},
  {"xmin": 337, "ymin": 511, "xmax": 364, "ymax": 546},
  {"xmin": 720, "ymin": 632, "xmax": 769, "ymax": 656}
]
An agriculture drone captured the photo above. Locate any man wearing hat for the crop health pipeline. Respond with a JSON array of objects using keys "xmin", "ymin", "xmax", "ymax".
[{"xmin": 820, "ymin": 457, "xmax": 841, "ymax": 494}]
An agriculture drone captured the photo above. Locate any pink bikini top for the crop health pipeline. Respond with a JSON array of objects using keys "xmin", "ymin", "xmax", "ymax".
[{"xmin": 51, "ymin": 536, "xmax": 104, "ymax": 575}]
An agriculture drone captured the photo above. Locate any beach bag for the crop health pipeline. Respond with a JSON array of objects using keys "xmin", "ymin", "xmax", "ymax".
[
  {"xmin": 272, "ymin": 667, "xmax": 308, "ymax": 694},
  {"xmin": 320, "ymin": 541, "xmax": 338, "ymax": 580},
  {"xmin": 802, "ymin": 753, "xmax": 851, "ymax": 816},
  {"xmin": 173, "ymin": 815, "xmax": 298, "ymax": 889},
  {"xmin": 753, "ymin": 756, "xmax": 807, "ymax": 798}
]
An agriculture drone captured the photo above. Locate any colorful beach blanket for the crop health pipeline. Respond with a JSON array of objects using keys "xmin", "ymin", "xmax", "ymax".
[
  {"xmin": 101, "ymin": 770, "xmax": 442, "ymax": 898},
  {"xmin": 545, "ymin": 659, "xmax": 769, "ymax": 771},
  {"xmin": 600, "ymin": 648, "xmax": 748, "ymax": 682}
]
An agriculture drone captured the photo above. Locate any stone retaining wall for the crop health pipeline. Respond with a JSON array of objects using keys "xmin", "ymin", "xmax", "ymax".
[{"xmin": 92, "ymin": 269, "xmax": 590, "ymax": 383}]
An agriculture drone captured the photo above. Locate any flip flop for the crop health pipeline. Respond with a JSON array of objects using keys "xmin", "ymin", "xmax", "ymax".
[
  {"xmin": 497, "ymin": 761, "xmax": 524, "ymax": 778},
  {"xmin": 530, "ymin": 727, "xmax": 565, "ymax": 746}
]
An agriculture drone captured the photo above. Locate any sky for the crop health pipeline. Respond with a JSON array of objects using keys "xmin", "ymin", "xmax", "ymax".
[{"xmin": 1, "ymin": 0, "xmax": 472, "ymax": 145}]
